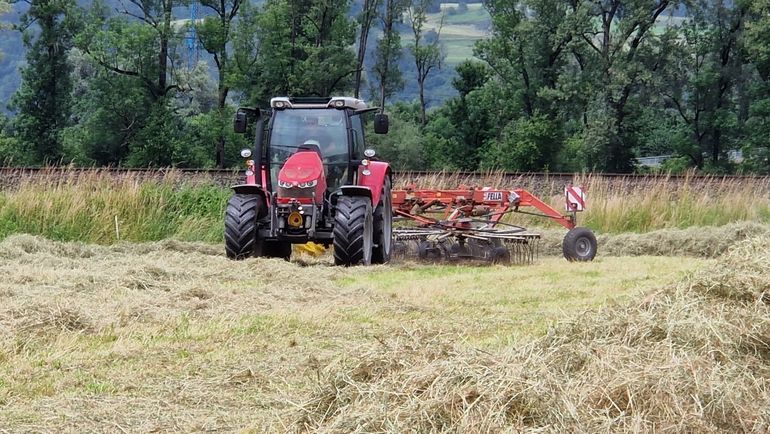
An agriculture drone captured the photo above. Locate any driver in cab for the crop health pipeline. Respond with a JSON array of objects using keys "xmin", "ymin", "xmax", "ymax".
[{"xmin": 300, "ymin": 114, "xmax": 347, "ymax": 188}]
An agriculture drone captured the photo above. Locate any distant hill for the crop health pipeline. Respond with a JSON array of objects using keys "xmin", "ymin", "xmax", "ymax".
[{"xmin": 0, "ymin": 2, "xmax": 489, "ymax": 113}]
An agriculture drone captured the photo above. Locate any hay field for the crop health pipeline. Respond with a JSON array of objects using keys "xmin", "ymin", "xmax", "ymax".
[{"xmin": 0, "ymin": 232, "xmax": 722, "ymax": 432}]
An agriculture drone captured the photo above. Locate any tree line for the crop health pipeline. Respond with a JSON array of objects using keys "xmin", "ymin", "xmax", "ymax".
[{"xmin": 0, "ymin": 0, "xmax": 769, "ymax": 174}]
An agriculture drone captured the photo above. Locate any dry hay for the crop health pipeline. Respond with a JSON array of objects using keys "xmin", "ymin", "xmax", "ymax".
[
  {"xmin": 0, "ymin": 234, "xmax": 378, "ymax": 432},
  {"xmin": 0, "ymin": 234, "xmax": 355, "ymax": 337},
  {"xmin": 537, "ymin": 221, "xmax": 770, "ymax": 258},
  {"xmin": 296, "ymin": 236, "xmax": 770, "ymax": 433}
]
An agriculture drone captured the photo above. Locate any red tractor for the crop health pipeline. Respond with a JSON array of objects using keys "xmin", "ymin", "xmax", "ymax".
[{"xmin": 225, "ymin": 96, "xmax": 393, "ymax": 266}]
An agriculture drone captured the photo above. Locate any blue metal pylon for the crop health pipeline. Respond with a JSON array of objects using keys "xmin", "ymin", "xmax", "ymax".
[{"xmin": 187, "ymin": 2, "xmax": 199, "ymax": 68}]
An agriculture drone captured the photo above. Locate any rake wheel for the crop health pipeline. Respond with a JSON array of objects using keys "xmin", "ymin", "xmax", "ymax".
[{"xmin": 563, "ymin": 227, "xmax": 597, "ymax": 262}]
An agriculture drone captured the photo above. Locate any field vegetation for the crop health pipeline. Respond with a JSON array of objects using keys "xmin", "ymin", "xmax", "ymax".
[
  {"xmin": 1, "ymin": 171, "xmax": 769, "ymax": 430},
  {"xmin": 0, "ymin": 171, "xmax": 229, "ymax": 243},
  {"xmin": 0, "ymin": 234, "xmax": 710, "ymax": 431},
  {"xmin": 3, "ymin": 171, "xmax": 767, "ymax": 244}
]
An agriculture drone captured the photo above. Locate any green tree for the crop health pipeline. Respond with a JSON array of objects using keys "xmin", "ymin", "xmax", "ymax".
[
  {"xmin": 230, "ymin": 0, "xmax": 263, "ymax": 104},
  {"xmin": 10, "ymin": 0, "xmax": 81, "ymax": 164},
  {"xmin": 78, "ymin": 0, "xmax": 180, "ymax": 101},
  {"xmin": 578, "ymin": 0, "xmax": 674, "ymax": 172},
  {"xmin": 372, "ymin": 0, "xmax": 407, "ymax": 110},
  {"xmin": 407, "ymin": 0, "xmax": 445, "ymax": 126},
  {"xmin": 471, "ymin": 0, "xmax": 578, "ymax": 171},
  {"xmin": 71, "ymin": 0, "xmax": 188, "ymax": 167},
  {"xmin": 424, "ymin": 60, "xmax": 493, "ymax": 170},
  {"xmin": 240, "ymin": 0, "xmax": 357, "ymax": 104},
  {"xmin": 62, "ymin": 48, "xmax": 158, "ymax": 165},
  {"xmin": 476, "ymin": 0, "xmax": 577, "ymax": 120},
  {"xmin": 0, "ymin": 113, "xmax": 23, "ymax": 165},
  {"xmin": 197, "ymin": 0, "xmax": 247, "ymax": 167},
  {"xmin": 353, "ymin": 0, "xmax": 381, "ymax": 98},
  {"xmin": 366, "ymin": 102, "xmax": 426, "ymax": 169},
  {"xmin": 660, "ymin": 1, "xmax": 749, "ymax": 171},
  {"xmin": 481, "ymin": 113, "xmax": 562, "ymax": 171},
  {"xmin": 742, "ymin": 0, "xmax": 770, "ymax": 173}
]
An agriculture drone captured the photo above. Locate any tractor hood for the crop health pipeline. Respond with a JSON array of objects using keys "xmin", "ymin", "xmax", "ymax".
[
  {"xmin": 279, "ymin": 151, "xmax": 324, "ymax": 183},
  {"xmin": 276, "ymin": 151, "xmax": 327, "ymax": 203}
]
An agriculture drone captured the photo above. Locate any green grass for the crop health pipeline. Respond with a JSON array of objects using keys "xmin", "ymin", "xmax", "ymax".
[
  {"xmin": 442, "ymin": 36, "xmax": 478, "ymax": 63},
  {"xmin": 440, "ymin": 6, "xmax": 491, "ymax": 26},
  {"xmin": 343, "ymin": 256, "xmax": 700, "ymax": 346},
  {"xmin": 0, "ymin": 172, "xmax": 230, "ymax": 244},
  {"xmin": 1, "ymin": 170, "xmax": 769, "ymax": 244}
]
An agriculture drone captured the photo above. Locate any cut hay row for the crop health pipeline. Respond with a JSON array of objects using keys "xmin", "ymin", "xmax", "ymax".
[
  {"xmin": 296, "ymin": 236, "xmax": 770, "ymax": 433},
  {"xmin": 0, "ymin": 231, "xmax": 765, "ymax": 431},
  {"xmin": 538, "ymin": 221, "xmax": 770, "ymax": 258}
]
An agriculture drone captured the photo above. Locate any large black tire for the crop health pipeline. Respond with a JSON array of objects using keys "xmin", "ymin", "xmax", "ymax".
[
  {"xmin": 562, "ymin": 227, "xmax": 598, "ymax": 262},
  {"xmin": 225, "ymin": 194, "xmax": 266, "ymax": 260},
  {"xmin": 371, "ymin": 177, "xmax": 393, "ymax": 264},
  {"xmin": 333, "ymin": 196, "xmax": 373, "ymax": 266}
]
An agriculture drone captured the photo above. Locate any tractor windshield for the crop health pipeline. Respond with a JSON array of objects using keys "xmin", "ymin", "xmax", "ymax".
[{"xmin": 268, "ymin": 109, "xmax": 349, "ymax": 189}]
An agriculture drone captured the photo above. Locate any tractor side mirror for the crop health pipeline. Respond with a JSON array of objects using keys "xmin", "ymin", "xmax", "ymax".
[
  {"xmin": 374, "ymin": 113, "xmax": 389, "ymax": 134},
  {"xmin": 234, "ymin": 110, "xmax": 249, "ymax": 134}
]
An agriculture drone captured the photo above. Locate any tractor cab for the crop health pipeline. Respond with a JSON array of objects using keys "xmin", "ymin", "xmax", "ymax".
[
  {"xmin": 226, "ymin": 96, "xmax": 392, "ymax": 266},
  {"xmin": 267, "ymin": 104, "xmax": 353, "ymax": 193}
]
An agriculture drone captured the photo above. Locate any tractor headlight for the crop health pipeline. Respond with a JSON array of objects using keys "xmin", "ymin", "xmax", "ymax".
[
  {"xmin": 297, "ymin": 180, "xmax": 318, "ymax": 188},
  {"xmin": 240, "ymin": 148, "xmax": 252, "ymax": 158},
  {"xmin": 278, "ymin": 180, "xmax": 294, "ymax": 188}
]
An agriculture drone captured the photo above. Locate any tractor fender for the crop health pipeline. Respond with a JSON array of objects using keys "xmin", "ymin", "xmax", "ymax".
[
  {"xmin": 338, "ymin": 185, "xmax": 372, "ymax": 200},
  {"xmin": 357, "ymin": 161, "xmax": 390, "ymax": 206},
  {"xmin": 231, "ymin": 184, "xmax": 269, "ymax": 203}
]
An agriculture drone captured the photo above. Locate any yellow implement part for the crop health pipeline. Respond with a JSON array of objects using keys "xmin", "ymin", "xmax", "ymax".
[{"xmin": 294, "ymin": 242, "xmax": 326, "ymax": 256}]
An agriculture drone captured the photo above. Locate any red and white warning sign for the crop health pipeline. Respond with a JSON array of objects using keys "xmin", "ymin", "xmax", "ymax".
[{"xmin": 565, "ymin": 185, "xmax": 586, "ymax": 212}]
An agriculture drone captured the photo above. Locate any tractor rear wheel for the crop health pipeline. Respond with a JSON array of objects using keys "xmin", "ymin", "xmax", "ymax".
[
  {"xmin": 372, "ymin": 177, "xmax": 393, "ymax": 264},
  {"xmin": 562, "ymin": 227, "xmax": 597, "ymax": 262},
  {"xmin": 333, "ymin": 196, "xmax": 373, "ymax": 266},
  {"xmin": 225, "ymin": 194, "xmax": 266, "ymax": 260}
]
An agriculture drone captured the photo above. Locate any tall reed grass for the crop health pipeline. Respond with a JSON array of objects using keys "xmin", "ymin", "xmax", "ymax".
[
  {"xmin": 398, "ymin": 171, "xmax": 770, "ymax": 233},
  {"xmin": 0, "ymin": 169, "xmax": 767, "ymax": 243},
  {"xmin": 0, "ymin": 170, "xmax": 229, "ymax": 243},
  {"xmin": 574, "ymin": 173, "xmax": 770, "ymax": 233}
]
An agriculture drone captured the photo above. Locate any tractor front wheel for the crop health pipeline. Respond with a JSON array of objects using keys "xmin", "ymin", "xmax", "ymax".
[
  {"xmin": 333, "ymin": 196, "xmax": 373, "ymax": 266},
  {"xmin": 225, "ymin": 194, "xmax": 266, "ymax": 260},
  {"xmin": 562, "ymin": 227, "xmax": 597, "ymax": 262}
]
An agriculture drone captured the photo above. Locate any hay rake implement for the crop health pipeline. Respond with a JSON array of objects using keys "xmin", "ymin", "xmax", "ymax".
[{"xmin": 391, "ymin": 185, "xmax": 597, "ymax": 265}]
